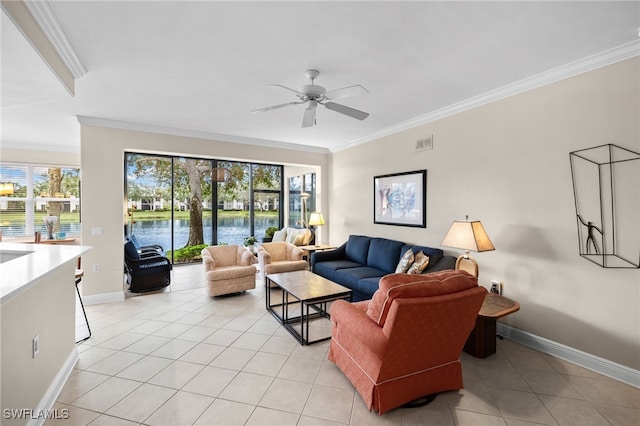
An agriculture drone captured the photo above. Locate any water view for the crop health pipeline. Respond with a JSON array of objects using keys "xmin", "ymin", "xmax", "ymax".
[{"xmin": 131, "ymin": 215, "xmax": 280, "ymax": 257}]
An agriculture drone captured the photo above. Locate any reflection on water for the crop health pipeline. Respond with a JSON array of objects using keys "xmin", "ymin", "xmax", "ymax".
[{"xmin": 132, "ymin": 216, "xmax": 279, "ymax": 257}]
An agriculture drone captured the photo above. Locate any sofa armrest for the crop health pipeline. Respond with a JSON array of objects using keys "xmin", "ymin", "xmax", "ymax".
[
  {"xmin": 311, "ymin": 243, "xmax": 346, "ymax": 270},
  {"xmin": 425, "ymin": 255, "xmax": 456, "ymax": 273}
]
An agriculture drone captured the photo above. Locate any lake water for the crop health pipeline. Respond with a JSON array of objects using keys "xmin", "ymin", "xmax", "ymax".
[{"xmin": 132, "ymin": 215, "xmax": 279, "ymax": 255}]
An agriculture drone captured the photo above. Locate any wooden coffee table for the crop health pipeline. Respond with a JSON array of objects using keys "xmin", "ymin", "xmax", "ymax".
[
  {"xmin": 464, "ymin": 293, "xmax": 520, "ymax": 358},
  {"xmin": 266, "ymin": 270, "xmax": 352, "ymax": 345}
]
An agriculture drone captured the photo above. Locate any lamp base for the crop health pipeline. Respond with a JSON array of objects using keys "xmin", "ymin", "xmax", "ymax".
[{"xmin": 455, "ymin": 254, "xmax": 479, "ymax": 277}]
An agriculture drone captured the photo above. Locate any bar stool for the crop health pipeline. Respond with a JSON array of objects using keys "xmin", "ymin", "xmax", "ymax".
[{"xmin": 75, "ymin": 258, "xmax": 91, "ymax": 343}]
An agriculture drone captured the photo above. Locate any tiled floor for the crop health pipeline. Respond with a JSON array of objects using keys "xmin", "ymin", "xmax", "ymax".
[{"xmin": 50, "ymin": 265, "xmax": 640, "ymax": 425}]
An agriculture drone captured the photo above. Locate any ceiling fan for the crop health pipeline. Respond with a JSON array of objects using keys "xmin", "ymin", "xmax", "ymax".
[{"xmin": 251, "ymin": 69, "xmax": 369, "ymax": 128}]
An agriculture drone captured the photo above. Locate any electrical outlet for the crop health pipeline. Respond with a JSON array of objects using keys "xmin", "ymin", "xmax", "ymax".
[
  {"xmin": 490, "ymin": 279, "xmax": 502, "ymax": 295},
  {"xmin": 91, "ymin": 227, "xmax": 103, "ymax": 236},
  {"xmin": 32, "ymin": 334, "xmax": 39, "ymax": 358},
  {"xmin": 92, "ymin": 264, "xmax": 101, "ymax": 273}
]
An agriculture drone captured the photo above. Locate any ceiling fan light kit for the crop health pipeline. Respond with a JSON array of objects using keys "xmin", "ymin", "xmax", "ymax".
[{"xmin": 252, "ymin": 69, "xmax": 369, "ymax": 127}]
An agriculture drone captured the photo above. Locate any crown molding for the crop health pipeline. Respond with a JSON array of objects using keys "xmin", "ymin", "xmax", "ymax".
[
  {"xmin": 75, "ymin": 116, "xmax": 332, "ymax": 155},
  {"xmin": 23, "ymin": 0, "xmax": 86, "ymax": 78},
  {"xmin": 334, "ymin": 40, "xmax": 640, "ymax": 153}
]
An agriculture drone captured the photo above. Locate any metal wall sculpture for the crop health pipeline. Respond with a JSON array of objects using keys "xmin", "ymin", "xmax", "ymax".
[{"xmin": 569, "ymin": 144, "xmax": 640, "ymax": 268}]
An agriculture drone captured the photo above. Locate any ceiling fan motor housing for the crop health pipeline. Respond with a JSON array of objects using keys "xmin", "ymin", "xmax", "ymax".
[{"xmin": 301, "ymin": 84, "xmax": 326, "ymax": 99}]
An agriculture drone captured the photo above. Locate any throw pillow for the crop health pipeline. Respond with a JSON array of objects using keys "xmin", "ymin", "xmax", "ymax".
[
  {"xmin": 293, "ymin": 233, "xmax": 305, "ymax": 245},
  {"xmin": 407, "ymin": 251, "xmax": 429, "ymax": 274},
  {"xmin": 272, "ymin": 229, "xmax": 287, "ymax": 242},
  {"xmin": 124, "ymin": 241, "xmax": 141, "ymax": 261},
  {"xmin": 395, "ymin": 249, "xmax": 414, "ymax": 273}
]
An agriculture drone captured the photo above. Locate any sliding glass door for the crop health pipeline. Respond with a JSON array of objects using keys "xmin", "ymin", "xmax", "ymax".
[{"xmin": 125, "ymin": 153, "xmax": 283, "ymax": 264}]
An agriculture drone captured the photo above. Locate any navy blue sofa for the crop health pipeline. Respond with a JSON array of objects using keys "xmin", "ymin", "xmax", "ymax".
[{"xmin": 311, "ymin": 235, "xmax": 456, "ymax": 301}]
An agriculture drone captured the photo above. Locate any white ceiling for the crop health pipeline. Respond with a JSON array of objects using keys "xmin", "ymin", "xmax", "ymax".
[{"xmin": 2, "ymin": 1, "xmax": 639, "ymax": 153}]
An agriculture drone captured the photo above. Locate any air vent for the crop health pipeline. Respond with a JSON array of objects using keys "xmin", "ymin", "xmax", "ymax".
[{"xmin": 415, "ymin": 135, "xmax": 433, "ymax": 152}]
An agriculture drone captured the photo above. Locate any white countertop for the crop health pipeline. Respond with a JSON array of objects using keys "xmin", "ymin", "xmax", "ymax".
[{"xmin": 0, "ymin": 243, "xmax": 92, "ymax": 303}]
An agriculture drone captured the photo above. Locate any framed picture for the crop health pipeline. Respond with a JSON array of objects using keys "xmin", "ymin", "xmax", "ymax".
[{"xmin": 374, "ymin": 170, "xmax": 426, "ymax": 228}]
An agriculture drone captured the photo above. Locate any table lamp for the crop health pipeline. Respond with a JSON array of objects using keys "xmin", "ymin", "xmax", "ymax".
[
  {"xmin": 441, "ymin": 215, "xmax": 494, "ymax": 277},
  {"xmin": 308, "ymin": 212, "xmax": 325, "ymax": 245}
]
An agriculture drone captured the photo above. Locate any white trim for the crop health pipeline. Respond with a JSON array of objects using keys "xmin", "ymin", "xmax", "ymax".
[
  {"xmin": 22, "ymin": 0, "xmax": 86, "ymax": 78},
  {"xmin": 334, "ymin": 40, "xmax": 640, "ymax": 153},
  {"xmin": 27, "ymin": 347, "xmax": 78, "ymax": 426},
  {"xmin": 82, "ymin": 291, "xmax": 124, "ymax": 306},
  {"xmin": 497, "ymin": 323, "xmax": 640, "ymax": 389},
  {"xmin": 0, "ymin": 141, "xmax": 80, "ymax": 154},
  {"xmin": 75, "ymin": 116, "xmax": 331, "ymax": 155}
]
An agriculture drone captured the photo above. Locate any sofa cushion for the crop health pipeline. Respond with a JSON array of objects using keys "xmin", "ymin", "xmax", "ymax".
[
  {"xmin": 334, "ymin": 266, "xmax": 387, "ymax": 290},
  {"xmin": 395, "ymin": 249, "xmax": 414, "ymax": 273},
  {"xmin": 367, "ymin": 238, "xmax": 404, "ymax": 273},
  {"xmin": 357, "ymin": 277, "xmax": 384, "ymax": 300},
  {"xmin": 401, "ymin": 245, "xmax": 444, "ymax": 270},
  {"xmin": 366, "ymin": 270, "xmax": 478, "ymax": 326},
  {"xmin": 272, "ymin": 229, "xmax": 287, "ymax": 242},
  {"xmin": 345, "ymin": 235, "xmax": 371, "ymax": 265},
  {"xmin": 314, "ymin": 260, "xmax": 361, "ymax": 281},
  {"xmin": 407, "ymin": 251, "xmax": 429, "ymax": 274}
]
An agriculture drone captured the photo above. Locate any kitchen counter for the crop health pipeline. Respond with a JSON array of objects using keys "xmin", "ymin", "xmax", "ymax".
[
  {"xmin": 0, "ymin": 243, "xmax": 90, "ymax": 303},
  {"xmin": 1, "ymin": 242, "xmax": 92, "ymax": 423}
]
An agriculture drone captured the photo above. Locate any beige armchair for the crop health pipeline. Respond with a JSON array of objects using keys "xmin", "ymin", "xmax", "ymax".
[
  {"xmin": 257, "ymin": 242, "xmax": 308, "ymax": 283},
  {"xmin": 201, "ymin": 245, "xmax": 257, "ymax": 297}
]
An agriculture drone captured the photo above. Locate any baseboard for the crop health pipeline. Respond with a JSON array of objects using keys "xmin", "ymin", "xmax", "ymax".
[
  {"xmin": 82, "ymin": 291, "xmax": 124, "ymax": 305},
  {"xmin": 497, "ymin": 323, "xmax": 639, "ymax": 388},
  {"xmin": 27, "ymin": 348, "xmax": 78, "ymax": 426}
]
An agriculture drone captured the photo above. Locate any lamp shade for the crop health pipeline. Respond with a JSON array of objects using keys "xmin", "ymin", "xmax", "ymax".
[
  {"xmin": 212, "ymin": 167, "xmax": 230, "ymax": 183},
  {"xmin": 308, "ymin": 212, "xmax": 325, "ymax": 226},
  {"xmin": 0, "ymin": 183, "xmax": 14, "ymax": 196},
  {"xmin": 441, "ymin": 219, "xmax": 495, "ymax": 252}
]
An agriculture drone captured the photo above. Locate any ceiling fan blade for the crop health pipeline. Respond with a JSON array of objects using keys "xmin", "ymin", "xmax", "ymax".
[
  {"xmin": 251, "ymin": 101, "xmax": 301, "ymax": 113},
  {"xmin": 269, "ymin": 84, "xmax": 305, "ymax": 97},
  {"xmin": 302, "ymin": 104, "xmax": 316, "ymax": 128},
  {"xmin": 324, "ymin": 102, "xmax": 369, "ymax": 121},
  {"xmin": 324, "ymin": 84, "xmax": 369, "ymax": 101}
]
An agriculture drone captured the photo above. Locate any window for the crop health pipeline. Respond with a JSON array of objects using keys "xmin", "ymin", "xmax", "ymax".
[
  {"xmin": 125, "ymin": 153, "xmax": 283, "ymax": 264},
  {"xmin": 0, "ymin": 163, "xmax": 81, "ymax": 239},
  {"xmin": 288, "ymin": 173, "xmax": 316, "ymax": 227}
]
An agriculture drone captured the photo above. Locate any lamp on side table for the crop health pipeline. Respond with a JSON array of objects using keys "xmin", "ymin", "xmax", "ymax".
[
  {"xmin": 308, "ymin": 212, "xmax": 325, "ymax": 245},
  {"xmin": 441, "ymin": 215, "xmax": 495, "ymax": 277}
]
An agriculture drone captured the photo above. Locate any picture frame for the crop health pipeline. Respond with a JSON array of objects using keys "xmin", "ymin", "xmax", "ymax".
[{"xmin": 374, "ymin": 170, "xmax": 426, "ymax": 228}]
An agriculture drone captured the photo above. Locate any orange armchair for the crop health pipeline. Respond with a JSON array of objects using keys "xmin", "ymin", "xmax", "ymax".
[{"xmin": 328, "ymin": 270, "xmax": 486, "ymax": 415}]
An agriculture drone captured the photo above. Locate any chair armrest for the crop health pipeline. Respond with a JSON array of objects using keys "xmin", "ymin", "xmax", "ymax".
[
  {"xmin": 258, "ymin": 250, "xmax": 272, "ymax": 265},
  {"xmin": 330, "ymin": 300, "xmax": 387, "ymax": 357},
  {"xmin": 239, "ymin": 248, "xmax": 256, "ymax": 265},
  {"xmin": 140, "ymin": 250, "xmax": 162, "ymax": 258},
  {"xmin": 141, "ymin": 244, "xmax": 164, "ymax": 251},
  {"xmin": 201, "ymin": 251, "xmax": 215, "ymax": 271},
  {"xmin": 290, "ymin": 246, "xmax": 304, "ymax": 261},
  {"xmin": 126, "ymin": 254, "xmax": 172, "ymax": 273}
]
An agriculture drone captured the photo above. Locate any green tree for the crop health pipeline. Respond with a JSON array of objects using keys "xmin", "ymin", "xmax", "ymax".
[{"xmin": 126, "ymin": 155, "xmax": 281, "ymax": 248}]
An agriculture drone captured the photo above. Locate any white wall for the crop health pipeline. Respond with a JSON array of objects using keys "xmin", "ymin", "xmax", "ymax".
[
  {"xmin": 330, "ymin": 57, "xmax": 640, "ymax": 370},
  {"xmin": 79, "ymin": 125, "xmax": 329, "ymax": 299}
]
